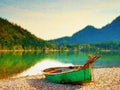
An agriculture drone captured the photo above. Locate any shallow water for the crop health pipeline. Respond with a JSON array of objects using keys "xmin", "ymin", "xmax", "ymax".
[{"xmin": 0, "ymin": 51, "xmax": 120, "ymax": 79}]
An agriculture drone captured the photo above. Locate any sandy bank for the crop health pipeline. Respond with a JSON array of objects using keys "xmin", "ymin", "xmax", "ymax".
[{"xmin": 0, "ymin": 67, "xmax": 120, "ymax": 90}]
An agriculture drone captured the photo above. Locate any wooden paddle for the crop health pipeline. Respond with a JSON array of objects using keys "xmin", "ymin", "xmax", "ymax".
[{"xmin": 78, "ymin": 55, "xmax": 100, "ymax": 69}]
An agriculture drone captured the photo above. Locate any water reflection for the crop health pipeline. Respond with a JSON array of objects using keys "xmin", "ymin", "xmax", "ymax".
[
  {"xmin": 18, "ymin": 59, "xmax": 73, "ymax": 77},
  {"xmin": 0, "ymin": 51, "xmax": 120, "ymax": 79},
  {"xmin": 0, "ymin": 51, "xmax": 45, "ymax": 79}
]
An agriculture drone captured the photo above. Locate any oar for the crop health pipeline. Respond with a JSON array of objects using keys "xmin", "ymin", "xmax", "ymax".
[
  {"xmin": 78, "ymin": 55, "xmax": 100, "ymax": 69},
  {"xmin": 84, "ymin": 55, "xmax": 100, "ymax": 67}
]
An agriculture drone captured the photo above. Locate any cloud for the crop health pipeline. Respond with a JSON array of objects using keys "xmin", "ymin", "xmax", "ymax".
[{"xmin": 0, "ymin": 0, "xmax": 120, "ymax": 40}]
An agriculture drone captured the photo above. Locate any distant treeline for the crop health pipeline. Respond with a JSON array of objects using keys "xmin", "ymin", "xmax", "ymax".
[
  {"xmin": 0, "ymin": 17, "xmax": 120, "ymax": 51},
  {"xmin": 58, "ymin": 42, "xmax": 120, "ymax": 51}
]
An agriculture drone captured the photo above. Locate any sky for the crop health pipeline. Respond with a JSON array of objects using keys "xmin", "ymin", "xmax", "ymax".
[{"xmin": 0, "ymin": 0, "xmax": 120, "ymax": 40}]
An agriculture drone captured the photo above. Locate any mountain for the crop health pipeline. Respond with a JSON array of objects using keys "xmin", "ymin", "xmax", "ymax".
[
  {"xmin": 50, "ymin": 16, "xmax": 120, "ymax": 45},
  {"xmin": 0, "ymin": 17, "xmax": 57, "ymax": 50}
]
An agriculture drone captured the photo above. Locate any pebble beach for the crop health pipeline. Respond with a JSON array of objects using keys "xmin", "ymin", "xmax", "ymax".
[{"xmin": 0, "ymin": 67, "xmax": 120, "ymax": 90}]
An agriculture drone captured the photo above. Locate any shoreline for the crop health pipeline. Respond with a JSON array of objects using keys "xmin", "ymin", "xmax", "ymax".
[
  {"xmin": 0, "ymin": 49, "xmax": 69, "ymax": 52},
  {"xmin": 0, "ymin": 67, "xmax": 120, "ymax": 90},
  {"xmin": 0, "ymin": 49, "xmax": 119, "ymax": 52}
]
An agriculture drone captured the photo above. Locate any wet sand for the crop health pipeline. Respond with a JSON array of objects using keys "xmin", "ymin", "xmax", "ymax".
[{"xmin": 0, "ymin": 67, "xmax": 120, "ymax": 90}]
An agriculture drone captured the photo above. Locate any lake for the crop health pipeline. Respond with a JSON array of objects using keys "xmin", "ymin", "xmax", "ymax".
[{"xmin": 0, "ymin": 51, "xmax": 120, "ymax": 79}]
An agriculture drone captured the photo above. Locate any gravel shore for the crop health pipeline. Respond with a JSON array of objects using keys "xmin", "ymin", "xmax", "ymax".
[{"xmin": 0, "ymin": 67, "xmax": 120, "ymax": 90}]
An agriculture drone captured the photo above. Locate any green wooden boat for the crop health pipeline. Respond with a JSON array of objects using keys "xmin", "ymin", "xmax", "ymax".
[{"xmin": 43, "ymin": 55, "xmax": 100, "ymax": 84}]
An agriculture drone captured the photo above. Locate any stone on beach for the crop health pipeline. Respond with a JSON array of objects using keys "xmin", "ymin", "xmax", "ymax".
[{"xmin": 0, "ymin": 67, "xmax": 120, "ymax": 90}]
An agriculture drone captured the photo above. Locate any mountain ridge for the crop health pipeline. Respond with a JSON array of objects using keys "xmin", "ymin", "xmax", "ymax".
[
  {"xmin": 0, "ymin": 17, "xmax": 57, "ymax": 50},
  {"xmin": 50, "ymin": 16, "xmax": 120, "ymax": 45}
]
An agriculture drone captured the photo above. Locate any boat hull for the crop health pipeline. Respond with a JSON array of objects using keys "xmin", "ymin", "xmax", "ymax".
[{"xmin": 44, "ymin": 67, "xmax": 91, "ymax": 84}]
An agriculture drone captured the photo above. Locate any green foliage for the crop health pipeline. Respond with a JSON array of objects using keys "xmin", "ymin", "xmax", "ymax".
[
  {"xmin": 58, "ymin": 42, "xmax": 120, "ymax": 51},
  {"xmin": 1, "ymin": 17, "xmax": 119, "ymax": 51},
  {"xmin": 0, "ymin": 17, "xmax": 58, "ymax": 50}
]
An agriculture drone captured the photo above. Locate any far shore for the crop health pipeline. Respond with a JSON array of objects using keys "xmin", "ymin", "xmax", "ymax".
[
  {"xmin": 0, "ymin": 49, "xmax": 53, "ymax": 52},
  {"xmin": 0, "ymin": 49, "xmax": 69, "ymax": 52},
  {"xmin": 0, "ymin": 67, "xmax": 120, "ymax": 90},
  {"xmin": 0, "ymin": 49, "xmax": 119, "ymax": 53}
]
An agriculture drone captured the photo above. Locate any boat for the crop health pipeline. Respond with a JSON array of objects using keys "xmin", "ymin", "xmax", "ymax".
[{"xmin": 43, "ymin": 55, "xmax": 100, "ymax": 84}]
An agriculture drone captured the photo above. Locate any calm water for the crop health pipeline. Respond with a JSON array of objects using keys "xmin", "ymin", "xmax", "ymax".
[{"xmin": 0, "ymin": 51, "xmax": 120, "ymax": 79}]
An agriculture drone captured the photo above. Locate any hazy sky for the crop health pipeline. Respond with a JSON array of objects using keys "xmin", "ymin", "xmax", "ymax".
[{"xmin": 0, "ymin": 0, "xmax": 120, "ymax": 40}]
